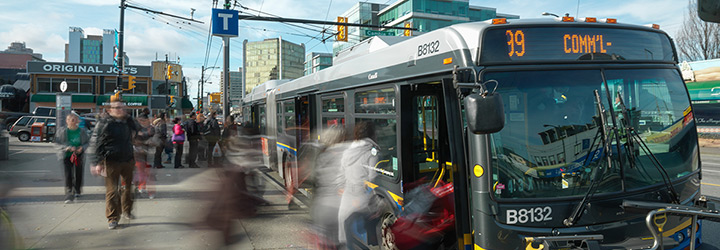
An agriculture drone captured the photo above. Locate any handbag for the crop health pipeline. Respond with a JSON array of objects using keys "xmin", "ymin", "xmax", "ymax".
[{"xmin": 212, "ymin": 142, "xmax": 223, "ymax": 158}]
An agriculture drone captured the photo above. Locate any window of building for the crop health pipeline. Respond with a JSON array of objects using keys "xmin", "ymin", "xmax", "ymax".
[{"xmin": 37, "ymin": 78, "xmax": 51, "ymax": 93}]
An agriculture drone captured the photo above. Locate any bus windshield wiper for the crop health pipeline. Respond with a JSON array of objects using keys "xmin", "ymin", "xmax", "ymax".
[
  {"xmin": 615, "ymin": 95, "xmax": 680, "ymax": 204},
  {"xmin": 564, "ymin": 90, "xmax": 614, "ymax": 227}
]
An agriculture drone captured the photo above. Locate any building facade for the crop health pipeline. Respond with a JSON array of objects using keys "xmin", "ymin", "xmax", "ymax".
[
  {"xmin": 65, "ymin": 27, "xmax": 129, "ymax": 65},
  {"xmin": 332, "ymin": 2, "xmax": 388, "ymax": 55},
  {"xmin": 220, "ymin": 68, "xmax": 244, "ymax": 107},
  {"xmin": 243, "ymin": 38, "xmax": 305, "ymax": 94},
  {"xmin": 304, "ymin": 52, "xmax": 333, "ymax": 76},
  {"xmin": 26, "ymin": 61, "xmax": 191, "ymax": 116},
  {"xmin": 333, "ymin": 0, "xmax": 518, "ymax": 55}
]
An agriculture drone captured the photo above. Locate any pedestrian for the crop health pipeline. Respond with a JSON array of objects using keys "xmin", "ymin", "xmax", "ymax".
[
  {"xmin": 220, "ymin": 116, "xmax": 239, "ymax": 165},
  {"xmin": 184, "ymin": 112, "xmax": 201, "ymax": 168},
  {"xmin": 196, "ymin": 113, "xmax": 207, "ymax": 162},
  {"xmin": 55, "ymin": 112, "xmax": 90, "ymax": 203},
  {"xmin": 133, "ymin": 114, "xmax": 154, "ymax": 197},
  {"xmin": 204, "ymin": 112, "xmax": 222, "ymax": 167},
  {"xmin": 172, "ymin": 117, "xmax": 186, "ymax": 168},
  {"xmin": 338, "ymin": 121, "xmax": 379, "ymax": 246},
  {"xmin": 311, "ymin": 126, "xmax": 349, "ymax": 249},
  {"xmin": 152, "ymin": 112, "xmax": 168, "ymax": 169},
  {"xmin": 88, "ymin": 97, "xmax": 138, "ymax": 229}
]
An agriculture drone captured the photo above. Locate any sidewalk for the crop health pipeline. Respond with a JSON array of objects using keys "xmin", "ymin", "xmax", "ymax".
[{"xmin": 5, "ymin": 166, "xmax": 313, "ymax": 249}]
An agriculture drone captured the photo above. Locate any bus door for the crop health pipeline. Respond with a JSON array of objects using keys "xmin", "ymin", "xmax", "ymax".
[
  {"xmin": 294, "ymin": 94, "xmax": 317, "ymax": 192},
  {"xmin": 401, "ymin": 82, "xmax": 452, "ymax": 187}
]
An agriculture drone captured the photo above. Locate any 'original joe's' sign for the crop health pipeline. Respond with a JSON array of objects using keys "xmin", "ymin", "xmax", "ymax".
[{"xmin": 27, "ymin": 61, "xmax": 151, "ymax": 77}]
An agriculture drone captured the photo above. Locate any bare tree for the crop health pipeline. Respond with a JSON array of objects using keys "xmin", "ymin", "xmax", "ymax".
[{"xmin": 676, "ymin": 0, "xmax": 720, "ymax": 61}]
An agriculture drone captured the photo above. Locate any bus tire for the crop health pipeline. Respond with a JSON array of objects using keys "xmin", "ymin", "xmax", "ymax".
[
  {"xmin": 377, "ymin": 210, "xmax": 398, "ymax": 250},
  {"xmin": 282, "ymin": 153, "xmax": 294, "ymax": 192}
]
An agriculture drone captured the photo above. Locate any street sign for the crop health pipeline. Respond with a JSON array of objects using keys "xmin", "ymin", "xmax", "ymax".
[
  {"xmin": 212, "ymin": 8, "xmax": 239, "ymax": 37},
  {"xmin": 60, "ymin": 81, "xmax": 67, "ymax": 92},
  {"xmin": 364, "ymin": 29, "xmax": 395, "ymax": 37}
]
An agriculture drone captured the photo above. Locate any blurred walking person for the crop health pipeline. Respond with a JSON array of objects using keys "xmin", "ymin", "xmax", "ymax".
[
  {"xmin": 55, "ymin": 113, "xmax": 90, "ymax": 203},
  {"xmin": 133, "ymin": 114, "xmax": 154, "ymax": 198},
  {"xmin": 184, "ymin": 112, "xmax": 201, "ymax": 168},
  {"xmin": 172, "ymin": 117, "xmax": 186, "ymax": 168},
  {"xmin": 310, "ymin": 127, "xmax": 348, "ymax": 249},
  {"xmin": 338, "ymin": 121, "xmax": 379, "ymax": 246},
  {"xmin": 204, "ymin": 122, "xmax": 267, "ymax": 245},
  {"xmin": 88, "ymin": 97, "xmax": 138, "ymax": 229},
  {"xmin": 152, "ymin": 112, "xmax": 168, "ymax": 169},
  {"xmin": 204, "ymin": 112, "xmax": 222, "ymax": 167}
]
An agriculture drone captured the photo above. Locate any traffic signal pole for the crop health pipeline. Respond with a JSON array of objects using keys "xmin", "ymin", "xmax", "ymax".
[
  {"xmin": 200, "ymin": 65, "xmax": 204, "ymax": 112},
  {"xmin": 116, "ymin": 0, "xmax": 126, "ymax": 92},
  {"xmin": 165, "ymin": 54, "xmax": 170, "ymax": 114}
]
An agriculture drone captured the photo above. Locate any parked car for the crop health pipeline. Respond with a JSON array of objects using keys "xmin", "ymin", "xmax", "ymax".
[
  {"xmin": 0, "ymin": 111, "xmax": 31, "ymax": 131},
  {"xmin": 32, "ymin": 106, "xmax": 56, "ymax": 117},
  {"xmin": 9, "ymin": 115, "xmax": 55, "ymax": 141}
]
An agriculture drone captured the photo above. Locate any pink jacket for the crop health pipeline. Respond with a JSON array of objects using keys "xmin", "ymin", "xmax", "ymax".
[{"xmin": 172, "ymin": 124, "xmax": 185, "ymax": 144}]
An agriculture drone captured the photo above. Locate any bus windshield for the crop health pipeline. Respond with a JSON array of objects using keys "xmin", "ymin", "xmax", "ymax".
[{"xmin": 485, "ymin": 68, "xmax": 698, "ymax": 199}]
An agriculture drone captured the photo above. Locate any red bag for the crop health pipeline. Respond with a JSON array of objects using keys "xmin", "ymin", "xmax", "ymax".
[{"xmin": 392, "ymin": 181, "xmax": 455, "ymax": 249}]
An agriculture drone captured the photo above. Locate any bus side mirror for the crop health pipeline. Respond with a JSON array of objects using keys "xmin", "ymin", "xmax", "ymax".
[
  {"xmin": 699, "ymin": 0, "xmax": 720, "ymax": 23},
  {"xmin": 465, "ymin": 93, "xmax": 505, "ymax": 134}
]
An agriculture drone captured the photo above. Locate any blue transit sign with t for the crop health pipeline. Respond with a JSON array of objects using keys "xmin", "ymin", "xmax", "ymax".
[{"xmin": 212, "ymin": 8, "xmax": 239, "ymax": 37}]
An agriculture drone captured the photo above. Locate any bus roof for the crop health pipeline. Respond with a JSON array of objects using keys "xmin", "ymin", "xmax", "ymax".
[{"xmin": 246, "ymin": 18, "xmax": 671, "ymax": 101}]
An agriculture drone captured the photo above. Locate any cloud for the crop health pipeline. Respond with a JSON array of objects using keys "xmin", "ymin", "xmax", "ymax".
[{"xmin": 0, "ymin": 23, "xmax": 67, "ymax": 61}]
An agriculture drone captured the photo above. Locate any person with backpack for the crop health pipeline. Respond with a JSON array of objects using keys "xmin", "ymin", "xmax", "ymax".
[
  {"xmin": 88, "ymin": 97, "xmax": 138, "ymax": 229},
  {"xmin": 204, "ymin": 112, "xmax": 222, "ymax": 168}
]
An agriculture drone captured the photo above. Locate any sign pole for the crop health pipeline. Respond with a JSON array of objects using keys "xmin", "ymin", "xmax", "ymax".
[{"xmin": 223, "ymin": 37, "xmax": 230, "ymax": 118}]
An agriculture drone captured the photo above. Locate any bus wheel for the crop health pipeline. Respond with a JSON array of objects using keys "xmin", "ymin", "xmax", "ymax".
[
  {"xmin": 282, "ymin": 154, "xmax": 294, "ymax": 192},
  {"xmin": 379, "ymin": 212, "xmax": 398, "ymax": 250}
]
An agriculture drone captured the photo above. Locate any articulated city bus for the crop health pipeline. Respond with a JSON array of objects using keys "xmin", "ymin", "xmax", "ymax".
[{"xmin": 243, "ymin": 17, "xmax": 708, "ymax": 249}]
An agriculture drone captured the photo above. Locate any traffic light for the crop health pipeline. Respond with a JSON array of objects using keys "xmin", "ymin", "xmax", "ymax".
[
  {"xmin": 127, "ymin": 75, "xmax": 136, "ymax": 90},
  {"xmin": 404, "ymin": 22, "xmax": 412, "ymax": 37},
  {"xmin": 337, "ymin": 16, "xmax": 348, "ymax": 42},
  {"xmin": 198, "ymin": 100, "xmax": 203, "ymax": 110},
  {"xmin": 166, "ymin": 65, "xmax": 173, "ymax": 80}
]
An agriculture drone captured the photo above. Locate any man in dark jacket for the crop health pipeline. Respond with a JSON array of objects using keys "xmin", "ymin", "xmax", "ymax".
[
  {"xmin": 204, "ymin": 112, "xmax": 222, "ymax": 167},
  {"xmin": 184, "ymin": 112, "xmax": 201, "ymax": 168},
  {"xmin": 88, "ymin": 97, "xmax": 138, "ymax": 230},
  {"xmin": 152, "ymin": 112, "xmax": 167, "ymax": 169}
]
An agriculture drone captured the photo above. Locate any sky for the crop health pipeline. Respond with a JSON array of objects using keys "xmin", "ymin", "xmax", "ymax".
[{"xmin": 0, "ymin": 0, "xmax": 691, "ymax": 101}]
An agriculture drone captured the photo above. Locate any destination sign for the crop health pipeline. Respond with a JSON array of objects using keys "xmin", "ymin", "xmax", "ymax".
[{"xmin": 481, "ymin": 27, "xmax": 674, "ymax": 63}]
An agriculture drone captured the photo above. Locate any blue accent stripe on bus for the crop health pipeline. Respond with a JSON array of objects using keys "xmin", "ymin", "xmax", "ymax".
[{"xmin": 276, "ymin": 142, "xmax": 297, "ymax": 156}]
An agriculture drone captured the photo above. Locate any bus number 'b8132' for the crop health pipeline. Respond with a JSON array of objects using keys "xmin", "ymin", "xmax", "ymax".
[
  {"xmin": 418, "ymin": 40, "xmax": 440, "ymax": 57},
  {"xmin": 506, "ymin": 206, "xmax": 553, "ymax": 224}
]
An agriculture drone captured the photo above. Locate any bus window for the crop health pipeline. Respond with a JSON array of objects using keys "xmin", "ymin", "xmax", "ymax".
[
  {"xmin": 322, "ymin": 96, "xmax": 345, "ymax": 129},
  {"xmin": 284, "ymin": 100, "xmax": 295, "ymax": 132},
  {"xmin": 357, "ymin": 118, "xmax": 398, "ymax": 178},
  {"xmin": 355, "ymin": 88, "xmax": 396, "ymax": 114},
  {"xmin": 322, "ymin": 97, "xmax": 345, "ymax": 112},
  {"xmin": 276, "ymin": 102, "xmax": 283, "ymax": 134}
]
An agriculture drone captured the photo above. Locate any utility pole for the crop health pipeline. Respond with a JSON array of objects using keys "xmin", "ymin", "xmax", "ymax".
[
  {"xmin": 200, "ymin": 65, "xmax": 204, "ymax": 112},
  {"xmin": 116, "ymin": 0, "xmax": 126, "ymax": 92},
  {"xmin": 165, "ymin": 54, "xmax": 170, "ymax": 114}
]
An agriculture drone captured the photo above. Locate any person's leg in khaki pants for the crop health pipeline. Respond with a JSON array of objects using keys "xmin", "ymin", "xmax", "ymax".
[{"xmin": 105, "ymin": 160, "xmax": 135, "ymax": 223}]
